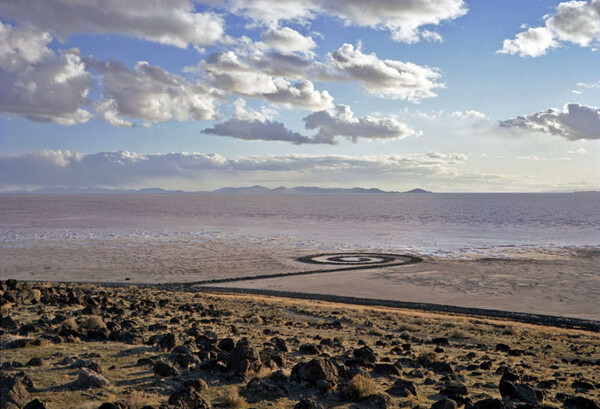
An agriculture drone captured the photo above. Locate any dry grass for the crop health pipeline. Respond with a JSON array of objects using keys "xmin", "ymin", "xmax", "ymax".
[
  {"xmin": 220, "ymin": 387, "xmax": 246, "ymax": 408},
  {"xmin": 79, "ymin": 315, "xmax": 107, "ymax": 331},
  {"xmin": 125, "ymin": 390, "xmax": 161, "ymax": 409},
  {"xmin": 341, "ymin": 375, "xmax": 378, "ymax": 401},
  {"xmin": 60, "ymin": 317, "xmax": 78, "ymax": 331}
]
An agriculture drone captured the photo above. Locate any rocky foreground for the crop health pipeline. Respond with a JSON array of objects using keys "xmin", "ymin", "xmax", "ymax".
[{"xmin": 0, "ymin": 280, "xmax": 599, "ymax": 409}]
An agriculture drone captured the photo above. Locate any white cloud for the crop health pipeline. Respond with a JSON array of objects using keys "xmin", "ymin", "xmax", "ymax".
[
  {"xmin": 92, "ymin": 60, "xmax": 220, "ymax": 125},
  {"xmin": 0, "ymin": 150, "xmax": 468, "ymax": 188},
  {"xmin": 304, "ymin": 104, "xmax": 419, "ymax": 143},
  {"xmin": 0, "ymin": 22, "xmax": 53, "ymax": 72},
  {"xmin": 0, "ymin": 23, "xmax": 93, "ymax": 124},
  {"xmin": 0, "ymin": 0, "xmax": 224, "ymax": 48},
  {"xmin": 202, "ymin": 51, "xmax": 333, "ymax": 110},
  {"xmin": 450, "ymin": 110, "xmax": 488, "ymax": 120},
  {"xmin": 328, "ymin": 43, "xmax": 443, "ymax": 101},
  {"xmin": 498, "ymin": 0, "xmax": 600, "ymax": 57},
  {"xmin": 573, "ymin": 79, "xmax": 600, "ymax": 94},
  {"xmin": 546, "ymin": 0, "xmax": 600, "ymax": 47},
  {"xmin": 261, "ymin": 27, "xmax": 317, "ymax": 57},
  {"xmin": 497, "ymin": 27, "xmax": 558, "ymax": 57},
  {"xmin": 219, "ymin": 0, "xmax": 467, "ymax": 43},
  {"xmin": 202, "ymin": 118, "xmax": 321, "ymax": 144},
  {"xmin": 203, "ymin": 102, "xmax": 417, "ymax": 144},
  {"xmin": 499, "ymin": 103, "xmax": 600, "ymax": 140}
]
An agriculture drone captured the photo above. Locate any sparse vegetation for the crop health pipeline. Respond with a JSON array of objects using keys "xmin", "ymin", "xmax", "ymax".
[{"xmin": 1, "ymin": 280, "xmax": 599, "ymax": 409}]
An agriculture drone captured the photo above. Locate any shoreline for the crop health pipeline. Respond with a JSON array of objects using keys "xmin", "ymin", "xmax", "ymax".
[{"xmin": 9, "ymin": 278, "xmax": 600, "ymax": 332}]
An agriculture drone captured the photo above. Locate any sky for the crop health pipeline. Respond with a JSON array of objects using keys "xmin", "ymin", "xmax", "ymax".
[{"xmin": 0, "ymin": 0, "xmax": 599, "ymax": 192}]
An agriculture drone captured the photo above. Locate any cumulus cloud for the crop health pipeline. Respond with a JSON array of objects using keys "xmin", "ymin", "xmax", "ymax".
[
  {"xmin": 328, "ymin": 43, "xmax": 443, "ymax": 101},
  {"xmin": 90, "ymin": 59, "xmax": 220, "ymax": 126},
  {"xmin": 203, "ymin": 101, "xmax": 418, "ymax": 144},
  {"xmin": 202, "ymin": 51, "xmax": 333, "ymax": 110},
  {"xmin": 0, "ymin": 150, "xmax": 468, "ymax": 188},
  {"xmin": 219, "ymin": 0, "xmax": 467, "ymax": 43},
  {"xmin": 499, "ymin": 103, "xmax": 600, "ymax": 140},
  {"xmin": 304, "ymin": 105, "xmax": 419, "ymax": 143},
  {"xmin": 498, "ymin": 0, "xmax": 600, "ymax": 57},
  {"xmin": 0, "ymin": 23, "xmax": 93, "ymax": 124},
  {"xmin": 261, "ymin": 27, "xmax": 317, "ymax": 57},
  {"xmin": 496, "ymin": 27, "xmax": 558, "ymax": 58},
  {"xmin": 0, "ymin": 0, "xmax": 224, "ymax": 48}
]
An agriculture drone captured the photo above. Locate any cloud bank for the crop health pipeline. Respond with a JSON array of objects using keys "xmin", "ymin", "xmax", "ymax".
[
  {"xmin": 203, "ymin": 103, "xmax": 418, "ymax": 144},
  {"xmin": 219, "ymin": 0, "xmax": 467, "ymax": 43},
  {"xmin": 0, "ymin": 150, "xmax": 468, "ymax": 188},
  {"xmin": 498, "ymin": 0, "xmax": 600, "ymax": 57},
  {"xmin": 0, "ymin": 0, "xmax": 224, "ymax": 48},
  {"xmin": 0, "ymin": 23, "xmax": 93, "ymax": 124},
  {"xmin": 329, "ymin": 43, "xmax": 443, "ymax": 101},
  {"xmin": 499, "ymin": 103, "xmax": 600, "ymax": 140}
]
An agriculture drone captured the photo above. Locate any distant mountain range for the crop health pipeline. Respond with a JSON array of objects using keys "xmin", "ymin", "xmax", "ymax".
[{"xmin": 1, "ymin": 186, "xmax": 434, "ymax": 195}]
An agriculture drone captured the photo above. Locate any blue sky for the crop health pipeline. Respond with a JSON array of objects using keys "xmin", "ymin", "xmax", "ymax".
[{"xmin": 0, "ymin": 0, "xmax": 599, "ymax": 191}]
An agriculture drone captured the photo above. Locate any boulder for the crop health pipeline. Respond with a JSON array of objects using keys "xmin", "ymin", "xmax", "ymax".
[
  {"xmin": 354, "ymin": 346, "xmax": 377, "ymax": 363},
  {"xmin": 157, "ymin": 333, "xmax": 180, "ymax": 351},
  {"xmin": 226, "ymin": 339, "xmax": 262, "ymax": 378},
  {"xmin": 499, "ymin": 379, "xmax": 542, "ymax": 405},
  {"xmin": 564, "ymin": 396, "xmax": 600, "ymax": 409},
  {"xmin": 168, "ymin": 386, "xmax": 210, "ymax": 409},
  {"xmin": 431, "ymin": 397, "xmax": 458, "ymax": 409},
  {"xmin": 153, "ymin": 361, "xmax": 178, "ymax": 377},
  {"xmin": 291, "ymin": 358, "xmax": 339, "ymax": 387},
  {"xmin": 442, "ymin": 382, "xmax": 468, "ymax": 396},
  {"xmin": 0, "ymin": 373, "xmax": 30, "ymax": 409},
  {"xmin": 23, "ymin": 399, "xmax": 48, "ymax": 409},
  {"xmin": 76, "ymin": 368, "xmax": 110, "ymax": 388},
  {"xmin": 386, "ymin": 379, "xmax": 417, "ymax": 397}
]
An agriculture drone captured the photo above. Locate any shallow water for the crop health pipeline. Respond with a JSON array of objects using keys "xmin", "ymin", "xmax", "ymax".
[{"xmin": 1, "ymin": 192, "xmax": 599, "ymax": 257}]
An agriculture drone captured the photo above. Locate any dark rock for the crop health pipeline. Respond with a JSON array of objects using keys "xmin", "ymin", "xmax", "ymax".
[
  {"xmin": 564, "ymin": 396, "xmax": 600, "ymax": 409},
  {"xmin": 371, "ymin": 363, "xmax": 402, "ymax": 378},
  {"xmin": 572, "ymin": 380, "xmax": 595, "ymax": 391},
  {"xmin": 245, "ymin": 376, "xmax": 288, "ymax": 402},
  {"xmin": 442, "ymin": 382, "xmax": 468, "ymax": 396},
  {"xmin": 499, "ymin": 379, "xmax": 542, "ymax": 405},
  {"xmin": 354, "ymin": 346, "xmax": 377, "ymax": 363},
  {"xmin": 300, "ymin": 344, "xmax": 322, "ymax": 355},
  {"xmin": 23, "ymin": 399, "xmax": 47, "ymax": 409},
  {"xmin": 182, "ymin": 378, "xmax": 208, "ymax": 391},
  {"xmin": 472, "ymin": 398, "xmax": 504, "ymax": 409},
  {"xmin": 432, "ymin": 337, "xmax": 450, "ymax": 346},
  {"xmin": 98, "ymin": 403, "xmax": 126, "ymax": 409},
  {"xmin": 137, "ymin": 357, "xmax": 154, "ymax": 366},
  {"xmin": 295, "ymin": 398, "xmax": 322, "ymax": 409},
  {"xmin": 168, "ymin": 386, "xmax": 211, "ymax": 409},
  {"xmin": 157, "ymin": 333, "xmax": 180, "ymax": 351},
  {"xmin": 0, "ymin": 314, "xmax": 18, "ymax": 330},
  {"xmin": 537, "ymin": 380, "xmax": 557, "ymax": 389},
  {"xmin": 153, "ymin": 361, "xmax": 178, "ymax": 377},
  {"xmin": 260, "ymin": 347, "xmax": 286, "ymax": 368},
  {"xmin": 227, "ymin": 339, "xmax": 262, "ymax": 378},
  {"xmin": 291, "ymin": 358, "xmax": 339, "ymax": 387},
  {"xmin": 428, "ymin": 361, "xmax": 455, "ymax": 374},
  {"xmin": 495, "ymin": 344, "xmax": 511, "ymax": 353},
  {"xmin": 431, "ymin": 397, "xmax": 458, "ymax": 409},
  {"xmin": 76, "ymin": 368, "xmax": 110, "ymax": 388},
  {"xmin": 0, "ymin": 373, "xmax": 30, "ymax": 409},
  {"xmin": 71, "ymin": 358, "xmax": 100, "ymax": 372},
  {"xmin": 386, "ymin": 379, "xmax": 417, "ymax": 397},
  {"xmin": 26, "ymin": 357, "xmax": 43, "ymax": 367},
  {"xmin": 217, "ymin": 338, "xmax": 235, "ymax": 352},
  {"xmin": 357, "ymin": 393, "xmax": 392, "ymax": 409},
  {"xmin": 272, "ymin": 337, "xmax": 289, "ymax": 352}
]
